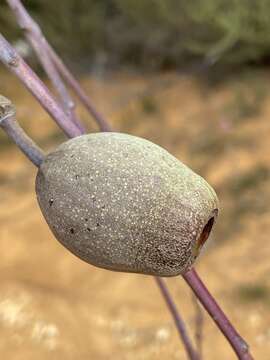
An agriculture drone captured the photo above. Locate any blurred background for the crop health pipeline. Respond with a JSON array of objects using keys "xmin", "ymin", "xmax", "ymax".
[{"xmin": 0, "ymin": 1, "xmax": 270, "ymax": 359}]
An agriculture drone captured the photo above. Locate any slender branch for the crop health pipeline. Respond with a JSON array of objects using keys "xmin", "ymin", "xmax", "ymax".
[
  {"xmin": 6, "ymin": 0, "xmax": 85, "ymax": 133},
  {"xmin": 155, "ymin": 277, "xmax": 200, "ymax": 360},
  {"xmin": 0, "ymin": 95, "xmax": 44, "ymax": 166},
  {"xmin": 7, "ymin": 0, "xmax": 112, "ymax": 132},
  {"xmin": 47, "ymin": 44, "xmax": 112, "ymax": 132},
  {"xmin": 0, "ymin": 33, "xmax": 82, "ymax": 138},
  {"xmin": 183, "ymin": 269, "xmax": 254, "ymax": 360},
  {"xmin": 192, "ymin": 294, "xmax": 204, "ymax": 359}
]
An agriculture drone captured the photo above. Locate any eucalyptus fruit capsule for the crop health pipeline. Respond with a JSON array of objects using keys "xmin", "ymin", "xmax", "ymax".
[{"xmin": 36, "ymin": 132, "xmax": 218, "ymax": 276}]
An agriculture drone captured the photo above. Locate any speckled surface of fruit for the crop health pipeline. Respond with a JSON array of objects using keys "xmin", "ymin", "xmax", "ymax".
[{"xmin": 35, "ymin": 132, "xmax": 218, "ymax": 276}]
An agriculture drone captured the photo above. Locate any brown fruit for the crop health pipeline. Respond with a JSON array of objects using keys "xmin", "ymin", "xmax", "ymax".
[{"xmin": 35, "ymin": 132, "xmax": 218, "ymax": 276}]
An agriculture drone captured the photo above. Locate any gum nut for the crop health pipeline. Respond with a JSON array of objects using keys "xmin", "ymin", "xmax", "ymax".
[{"xmin": 35, "ymin": 132, "xmax": 219, "ymax": 276}]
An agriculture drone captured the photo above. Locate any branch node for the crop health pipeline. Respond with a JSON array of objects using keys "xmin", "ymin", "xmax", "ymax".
[
  {"xmin": 0, "ymin": 95, "xmax": 16, "ymax": 123},
  {"xmin": 238, "ymin": 337, "xmax": 249, "ymax": 353},
  {"xmin": 2, "ymin": 45, "xmax": 19, "ymax": 67}
]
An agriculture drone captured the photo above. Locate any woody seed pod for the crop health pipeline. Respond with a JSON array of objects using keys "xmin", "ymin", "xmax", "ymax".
[{"xmin": 36, "ymin": 133, "xmax": 218, "ymax": 276}]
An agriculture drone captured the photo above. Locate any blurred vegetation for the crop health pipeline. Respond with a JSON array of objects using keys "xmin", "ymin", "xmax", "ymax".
[
  {"xmin": 236, "ymin": 283, "xmax": 270, "ymax": 303},
  {"xmin": 2, "ymin": 0, "xmax": 270, "ymax": 70},
  {"xmin": 140, "ymin": 95, "xmax": 159, "ymax": 114}
]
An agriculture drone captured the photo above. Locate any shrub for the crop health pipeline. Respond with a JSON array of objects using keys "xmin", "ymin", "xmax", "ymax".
[{"xmin": 2, "ymin": 0, "xmax": 270, "ymax": 69}]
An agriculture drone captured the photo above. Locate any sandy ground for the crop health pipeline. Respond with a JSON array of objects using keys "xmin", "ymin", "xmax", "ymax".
[{"xmin": 0, "ymin": 69, "xmax": 270, "ymax": 359}]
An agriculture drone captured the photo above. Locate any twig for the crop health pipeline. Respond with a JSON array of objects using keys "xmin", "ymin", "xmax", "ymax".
[
  {"xmin": 7, "ymin": 0, "xmax": 112, "ymax": 132},
  {"xmin": 0, "ymin": 95, "xmax": 44, "ymax": 166},
  {"xmin": 155, "ymin": 277, "xmax": 200, "ymax": 360},
  {"xmin": 6, "ymin": 0, "xmax": 84, "ymax": 133},
  {"xmin": 46, "ymin": 44, "xmax": 112, "ymax": 132},
  {"xmin": 183, "ymin": 268, "xmax": 254, "ymax": 360},
  {"xmin": 192, "ymin": 294, "xmax": 204, "ymax": 358},
  {"xmin": 0, "ymin": 33, "xmax": 82, "ymax": 138}
]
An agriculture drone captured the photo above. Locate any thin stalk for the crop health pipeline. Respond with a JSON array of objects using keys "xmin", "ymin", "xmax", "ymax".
[
  {"xmin": 192, "ymin": 294, "xmax": 204, "ymax": 359},
  {"xmin": 7, "ymin": 0, "xmax": 111, "ymax": 132},
  {"xmin": 0, "ymin": 33, "xmax": 82, "ymax": 138},
  {"xmin": 6, "ymin": 0, "xmax": 84, "ymax": 133},
  {"xmin": 0, "ymin": 95, "xmax": 44, "ymax": 166},
  {"xmin": 155, "ymin": 277, "xmax": 200, "ymax": 360},
  {"xmin": 46, "ymin": 44, "xmax": 112, "ymax": 132},
  {"xmin": 183, "ymin": 268, "xmax": 254, "ymax": 360}
]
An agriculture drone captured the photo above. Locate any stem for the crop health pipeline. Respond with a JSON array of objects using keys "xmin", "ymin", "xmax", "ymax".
[
  {"xmin": 155, "ymin": 277, "xmax": 200, "ymax": 360},
  {"xmin": 46, "ymin": 44, "xmax": 112, "ymax": 132},
  {"xmin": 6, "ymin": 0, "xmax": 85, "ymax": 134},
  {"xmin": 0, "ymin": 33, "xmax": 82, "ymax": 138},
  {"xmin": 183, "ymin": 269, "xmax": 254, "ymax": 360},
  {"xmin": 7, "ymin": 0, "xmax": 111, "ymax": 132},
  {"xmin": 0, "ymin": 95, "xmax": 44, "ymax": 166},
  {"xmin": 192, "ymin": 294, "xmax": 204, "ymax": 359}
]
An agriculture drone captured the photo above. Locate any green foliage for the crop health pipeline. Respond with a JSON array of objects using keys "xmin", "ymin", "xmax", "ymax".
[
  {"xmin": 140, "ymin": 95, "xmax": 158, "ymax": 114},
  {"xmin": 237, "ymin": 284, "xmax": 269, "ymax": 302},
  {"xmin": 216, "ymin": 164, "xmax": 270, "ymax": 242},
  {"xmin": 2, "ymin": 0, "xmax": 270, "ymax": 68},
  {"xmin": 0, "ymin": 2, "xmax": 21, "ymax": 40},
  {"xmin": 26, "ymin": 0, "xmax": 108, "ymax": 62},
  {"xmin": 228, "ymin": 165, "xmax": 269, "ymax": 195},
  {"xmin": 186, "ymin": 0, "xmax": 270, "ymax": 64}
]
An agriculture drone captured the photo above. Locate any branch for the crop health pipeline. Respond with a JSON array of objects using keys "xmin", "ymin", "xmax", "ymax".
[
  {"xmin": 183, "ymin": 269, "xmax": 254, "ymax": 360},
  {"xmin": 0, "ymin": 33, "xmax": 82, "ymax": 138},
  {"xmin": 7, "ymin": 0, "xmax": 112, "ymax": 132},
  {"xmin": 192, "ymin": 294, "xmax": 204, "ymax": 359},
  {"xmin": 47, "ymin": 44, "xmax": 112, "ymax": 132},
  {"xmin": 0, "ymin": 95, "xmax": 44, "ymax": 166},
  {"xmin": 6, "ymin": 0, "xmax": 85, "ymax": 133},
  {"xmin": 155, "ymin": 277, "xmax": 200, "ymax": 360}
]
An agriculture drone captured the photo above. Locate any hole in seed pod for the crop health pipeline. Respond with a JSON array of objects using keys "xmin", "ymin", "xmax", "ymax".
[
  {"xmin": 87, "ymin": 227, "xmax": 91, "ymax": 232},
  {"xmin": 49, "ymin": 198, "xmax": 54, "ymax": 207},
  {"xmin": 96, "ymin": 222, "xmax": 100, "ymax": 227},
  {"xmin": 198, "ymin": 217, "xmax": 214, "ymax": 249},
  {"xmin": 85, "ymin": 218, "xmax": 88, "ymax": 222},
  {"xmin": 70, "ymin": 228, "xmax": 74, "ymax": 234}
]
